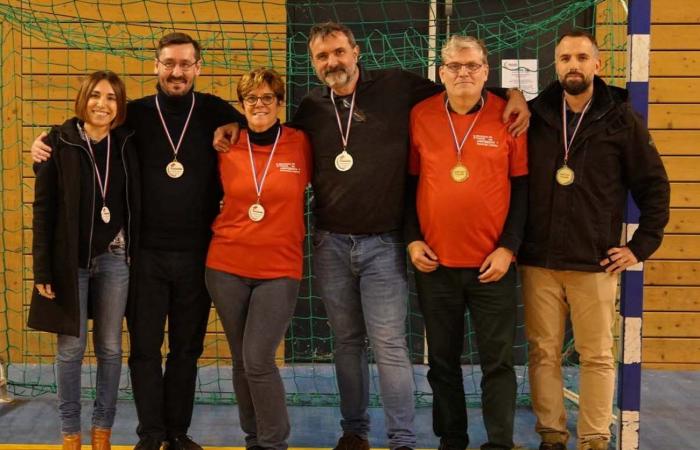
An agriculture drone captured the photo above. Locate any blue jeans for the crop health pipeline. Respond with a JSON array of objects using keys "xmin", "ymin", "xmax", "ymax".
[
  {"xmin": 56, "ymin": 249, "xmax": 129, "ymax": 433},
  {"xmin": 312, "ymin": 230, "xmax": 416, "ymax": 449}
]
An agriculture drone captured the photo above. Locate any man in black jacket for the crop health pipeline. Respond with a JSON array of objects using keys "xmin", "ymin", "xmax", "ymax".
[
  {"xmin": 31, "ymin": 33, "xmax": 245, "ymax": 450},
  {"xmin": 519, "ymin": 31, "xmax": 670, "ymax": 450}
]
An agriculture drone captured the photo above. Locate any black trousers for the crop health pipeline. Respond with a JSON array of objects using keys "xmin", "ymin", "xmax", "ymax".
[
  {"xmin": 414, "ymin": 264, "xmax": 518, "ymax": 450},
  {"xmin": 126, "ymin": 248, "xmax": 211, "ymax": 440}
]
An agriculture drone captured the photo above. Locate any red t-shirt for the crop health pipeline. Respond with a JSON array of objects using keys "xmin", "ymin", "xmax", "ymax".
[
  {"xmin": 409, "ymin": 92, "xmax": 528, "ymax": 268},
  {"xmin": 206, "ymin": 126, "xmax": 312, "ymax": 279}
]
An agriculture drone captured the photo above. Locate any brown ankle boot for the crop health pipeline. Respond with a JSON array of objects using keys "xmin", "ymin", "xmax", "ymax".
[
  {"xmin": 62, "ymin": 433, "xmax": 81, "ymax": 450},
  {"xmin": 91, "ymin": 426, "xmax": 112, "ymax": 450}
]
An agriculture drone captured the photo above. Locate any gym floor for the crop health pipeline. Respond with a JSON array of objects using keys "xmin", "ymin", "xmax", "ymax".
[{"xmin": 0, "ymin": 369, "xmax": 696, "ymax": 449}]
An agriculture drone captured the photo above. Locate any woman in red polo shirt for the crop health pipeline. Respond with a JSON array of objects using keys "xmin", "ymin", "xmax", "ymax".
[{"xmin": 205, "ymin": 67, "xmax": 311, "ymax": 450}]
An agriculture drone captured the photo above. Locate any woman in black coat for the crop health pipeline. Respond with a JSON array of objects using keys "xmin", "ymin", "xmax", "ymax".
[{"xmin": 28, "ymin": 70, "xmax": 139, "ymax": 450}]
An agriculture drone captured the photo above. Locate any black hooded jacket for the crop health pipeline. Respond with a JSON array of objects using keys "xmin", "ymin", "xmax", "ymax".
[
  {"xmin": 28, "ymin": 118, "xmax": 140, "ymax": 336},
  {"xmin": 519, "ymin": 76, "xmax": 670, "ymax": 271}
]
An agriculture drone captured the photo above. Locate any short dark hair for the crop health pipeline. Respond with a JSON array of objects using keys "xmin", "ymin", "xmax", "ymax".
[
  {"xmin": 156, "ymin": 32, "xmax": 201, "ymax": 61},
  {"xmin": 74, "ymin": 70, "xmax": 127, "ymax": 128},
  {"xmin": 308, "ymin": 21, "xmax": 357, "ymax": 48},
  {"xmin": 557, "ymin": 30, "xmax": 599, "ymax": 54}
]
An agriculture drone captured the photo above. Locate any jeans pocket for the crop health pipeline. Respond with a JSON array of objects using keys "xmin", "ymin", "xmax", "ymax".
[{"xmin": 377, "ymin": 232, "xmax": 404, "ymax": 246}]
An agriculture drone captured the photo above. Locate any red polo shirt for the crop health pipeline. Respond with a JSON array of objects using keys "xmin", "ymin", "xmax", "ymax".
[
  {"xmin": 409, "ymin": 92, "xmax": 528, "ymax": 268},
  {"xmin": 207, "ymin": 126, "xmax": 312, "ymax": 279}
]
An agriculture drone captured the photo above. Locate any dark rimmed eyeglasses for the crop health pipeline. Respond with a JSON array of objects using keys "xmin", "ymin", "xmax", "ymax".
[{"xmin": 243, "ymin": 94, "xmax": 278, "ymax": 106}]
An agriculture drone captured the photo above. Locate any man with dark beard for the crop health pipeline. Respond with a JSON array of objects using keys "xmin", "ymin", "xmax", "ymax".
[{"xmin": 519, "ymin": 30, "xmax": 669, "ymax": 450}]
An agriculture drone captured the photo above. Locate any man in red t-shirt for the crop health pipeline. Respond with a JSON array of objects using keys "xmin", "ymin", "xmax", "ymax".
[{"xmin": 405, "ymin": 35, "xmax": 528, "ymax": 450}]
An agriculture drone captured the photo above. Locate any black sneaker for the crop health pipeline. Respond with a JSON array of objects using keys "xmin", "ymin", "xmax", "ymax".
[
  {"xmin": 438, "ymin": 439, "xmax": 466, "ymax": 450},
  {"xmin": 134, "ymin": 436, "xmax": 164, "ymax": 450},
  {"xmin": 539, "ymin": 443, "xmax": 566, "ymax": 450},
  {"xmin": 165, "ymin": 435, "xmax": 203, "ymax": 450},
  {"xmin": 334, "ymin": 433, "xmax": 370, "ymax": 450}
]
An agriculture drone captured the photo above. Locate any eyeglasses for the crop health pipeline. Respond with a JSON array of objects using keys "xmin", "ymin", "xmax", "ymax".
[
  {"xmin": 444, "ymin": 62, "xmax": 484, "ymax": 74},
  {"xmin": 243, "ymin": 94, "xmax": 278, "ymax": 106},
  {"xmin": 157, "ymin": 59, "xmax": 199, "ymax": 72}
]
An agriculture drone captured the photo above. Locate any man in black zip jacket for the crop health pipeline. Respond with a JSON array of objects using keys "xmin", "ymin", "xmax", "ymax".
[
  {"xmin": 519, "ymin": 31, "xmax": 669, "ymax": 450},
  {"xmin": 31, "ymin": 33, "xmax": 245, "ymax": 450}
]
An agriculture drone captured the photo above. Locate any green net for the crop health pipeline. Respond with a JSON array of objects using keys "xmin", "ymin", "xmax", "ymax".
[{"xmin": 0, "ymin": 0, "xmax": 626, "ymax": 412}]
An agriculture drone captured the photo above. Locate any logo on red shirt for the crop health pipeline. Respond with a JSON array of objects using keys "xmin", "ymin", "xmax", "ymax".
[{"xmin": 276, "ymin": 162, "xmax": 301, "ymax": 174}]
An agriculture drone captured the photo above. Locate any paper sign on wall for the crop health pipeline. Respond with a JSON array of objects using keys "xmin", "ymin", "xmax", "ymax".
[{"xmin": 501, "ymin": 59, "xmax": 538, "ymax": 101}]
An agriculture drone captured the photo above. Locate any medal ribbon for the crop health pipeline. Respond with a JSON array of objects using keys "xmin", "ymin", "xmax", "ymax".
[
  {"xmin": 561, "ymin": 94, "xmax": 593, "ymax": 165},
  {"xmin": 247, "ymin": 127, "xmax": 282, "ymax": 202},
  {"xmin": 445, "ymin": 96, "xmax": 484, "ymax": 162},
  {"xmin": 155, "ymin": 91, "xmax": 196, "ymax": 161},
  {"xmin": 331, "ymin": 90, "xmax": 356, "ymax": 152},
  {"xmin": 85, "ymin": 132, "xmax": 111, "ymax": 208}
]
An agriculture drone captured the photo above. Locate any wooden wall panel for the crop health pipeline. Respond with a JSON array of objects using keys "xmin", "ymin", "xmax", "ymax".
[
  {"xmin": 652, "ymin": 130, "xmax": 700, "ymax": 155},
  {"xmin": 643, "ymin": 338, "xmax": 700, "ymax": 363},
  {"xmin": 645, "ymin": 0, "xmax": 700, "ymax": 369},
  {"xmin": 670, "ymin": 183, "xmax": 700, "ymax": 208},
  {"xmin": 652, "ymin": 0, "xmax": 700, "ymax": 23},
  {"xmin": 650, "ymin": 78, "xmax": 700, "ymax": 102},
  {"xmin": 666, "ymin": 210, "xmax": 700, "ymax": 233},
  {"xmin": 651, "ymin": 52, "xmax": 700, "ymax": 76},
  {"xmin": 645, "ymin": 287, "xmax": 700, "ymax": 311},
  {"xmin": 651, "ymin": 25, "xmax": 700, "ymax": 50}
]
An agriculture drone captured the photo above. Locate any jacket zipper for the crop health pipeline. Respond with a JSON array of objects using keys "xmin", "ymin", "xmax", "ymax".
[
  {"xmin": 59, "ymin": 136, "xmax": 96, "ymax": 270},
  {"xmin": 544, "ymin": 104, "xmax": 617, "ymax": 269},
  {"xmin": 120, "ymin": 131, "xmax": 135, "ymax": 265}
]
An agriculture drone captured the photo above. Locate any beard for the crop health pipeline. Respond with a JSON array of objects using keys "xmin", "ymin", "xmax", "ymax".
[
  {"xmin": 320, "ymin": 65, "xmax": 353, "ymax": 88},
  {"xmin": 560, "ymin": 72, "xmax": 592, "ymax": 95},
  {"xmin": 160, "ymin": 76, "xmax": 191, "ymax": 95}
]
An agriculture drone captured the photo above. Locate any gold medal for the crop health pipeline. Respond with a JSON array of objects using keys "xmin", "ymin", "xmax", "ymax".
[
  {"xmin": 334, "ymin": 150, "xmax": 354, "ymax": 172},
  {"xmin": 559, "ymin": 95, "xmax": 591, "ymax": 188},
  {"xmin": 450, "ymin": 163, "xmax": 469, "ymax": 182},
  {"xmin": 248, "ymin": 203, "xmax": 265, "ymax": 222},
  {"xmin": 166, "ymin": 160, "xmax": 184, "ymax": 178},
  {"xmin": 445, "ymin": 96, "xmax": 483, "ymax": 184},
  {"xmin": 556, "ymin": 165, "xmax": 575, "ymax": 185}
]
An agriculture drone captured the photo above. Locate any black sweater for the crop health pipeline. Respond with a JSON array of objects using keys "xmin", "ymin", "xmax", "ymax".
[{"xmin": 126, "ymin": 86, "xmax": 245, "ymax": 252}]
